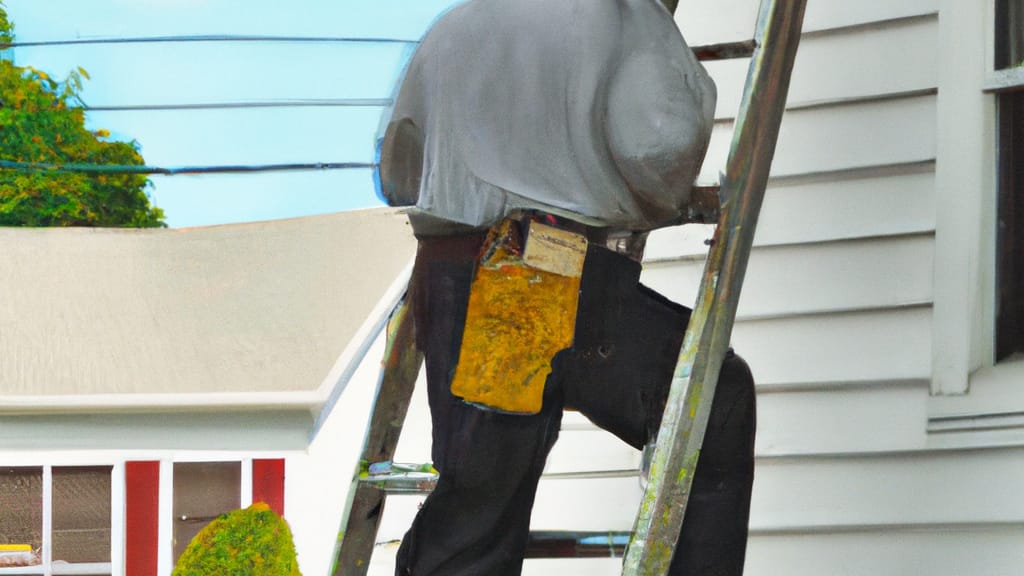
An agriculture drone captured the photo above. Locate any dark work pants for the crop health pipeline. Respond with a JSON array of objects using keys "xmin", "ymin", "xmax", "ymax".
[{"xmin": 396, "ymin": 233, "xmax": 756, "ymax": 576}]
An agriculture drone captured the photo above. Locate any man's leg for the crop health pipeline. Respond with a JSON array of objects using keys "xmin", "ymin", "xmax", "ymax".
[
  {"xmin": 558, "ymin": 245, "xmax": 756, "ymax": 576},
  {"xmin": 669, "ymin": 353, "xmax": 755, "ymax": 576},
  {"xmin": 396, "ymin": 235, "xmax": 563, "ymax": 576}
]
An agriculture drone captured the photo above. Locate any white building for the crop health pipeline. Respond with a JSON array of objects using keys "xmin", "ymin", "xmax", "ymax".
[{"xmin": 2, "ymin": 0, "xmax": 1024, "ymax": 574}]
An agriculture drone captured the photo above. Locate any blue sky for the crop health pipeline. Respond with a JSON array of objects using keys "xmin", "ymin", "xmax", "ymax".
[{"xmin": 4, "ymin": 0, "xmax": 461, "ymax": 227}]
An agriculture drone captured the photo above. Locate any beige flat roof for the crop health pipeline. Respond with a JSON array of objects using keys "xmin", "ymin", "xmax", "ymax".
[{"xmin": 0, "ymin": 208, "xmax": 416, "ymax": 409}]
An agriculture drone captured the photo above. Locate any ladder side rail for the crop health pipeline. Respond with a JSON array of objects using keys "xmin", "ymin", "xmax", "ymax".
[
  {"xmin": 622, "ymin": 0, "xmax": 807, "ymax": 574},
  {"xmin": 331, "ymin": 295, "xmax": 423, "ymax": 576}
]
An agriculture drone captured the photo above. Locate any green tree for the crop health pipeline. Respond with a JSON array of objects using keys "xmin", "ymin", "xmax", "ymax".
[{"xmin": 0, "ymin": 3, "xmax": 165, "ymax": 227}]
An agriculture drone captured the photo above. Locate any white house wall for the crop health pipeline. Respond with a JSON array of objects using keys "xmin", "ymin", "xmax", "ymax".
[{"xmin": 642, "ymin": 0, "xmax": 1021, "ymax": 574}]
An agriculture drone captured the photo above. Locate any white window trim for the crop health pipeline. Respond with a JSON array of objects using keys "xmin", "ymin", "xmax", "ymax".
[
  {"xmin": 0, "ymin": 463, "xmax": 116, "ymax": 576},
  {"xmin": 926, "ymin": 0, "xmax": 1024, "ymax": 444},
  {"xmin": 985, "ymin": 66, "xmax": 1024, "ymax": 93},
  {"xmin": 931, "ymin": 0, "xmax": 997, "ymax": 396}
]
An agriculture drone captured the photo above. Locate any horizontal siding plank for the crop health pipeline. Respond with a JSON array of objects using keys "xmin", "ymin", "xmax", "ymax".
[
  {"xmin": 730, "ymin": 307, "xmax": 933, "ymax": 387},
  {"xmin": 755, "ymin": 382, "xmax": 929, "ymax": 456},
  {"xmin": 556, "ymin": 384, "xmax": 931, "ymax": 463},
  {"xmin": 700, "ymin": 94, "xmax": 937, "ymax": 181},
  {"xmin": 789, "ymin": 16, "xmax": 938, "ymax": 106},
  {"xmin": 676, "ymin": 0, "xmax": 937, "ymax": 45},
  {"xmin": 641, "ymin": 235, "xmax": 935, "ymax": 320},
  {"xmin": 747, "ymin": 526, "xmax": 1024, "ymax": 576},
  {"xmin": 646, "ymin": 167, "xmax": 936, "ymax": 258},
  {"xmin": 802, "ymin": 0, "xmax": 938, "ymax": 34},
  {"xmin": 755, "ymin": 167, "xmax": 936, "ymax": 246},
  {"xmin": 751, "ymin": 447, "xmax": 1024, "ymax": 530},
  {"xmin": 522, "ymin": 559, "xmax": 622, "ymax": 576},
  {"xmin": 531, "ymin": 477, "xmax": 641, "ymax": 531},
  {"xmin": 376, "ymin": 494, "xmax": 428, "ymax": 542},
  {"xmin": 705, "ymin": 15, "xmax": 938, "ymax": 119},
  {"xmin": 19, "ymin": 42, "xmax": 408, "ymax": 106},
  {"xmin": 367, "ymin": 545, "xmax": 626, "ymax": 576},
  {"xmin": 675, "ymin": 0, "xmax": 759, "ymax": 46},
  {"xmin": 543, "ymin": 429, "xmax": 641, "ymax": 476}
]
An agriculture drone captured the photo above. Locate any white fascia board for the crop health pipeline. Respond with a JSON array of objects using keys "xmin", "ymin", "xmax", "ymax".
[{"xmin": 0, "ymin": 390, "xmax": 321, "ymax": 415}]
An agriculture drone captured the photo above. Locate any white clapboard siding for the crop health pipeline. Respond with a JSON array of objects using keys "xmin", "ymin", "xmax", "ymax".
[
  {"xmin": 731, "ymin": 307, "xmax": 933, "ymax": 387},
  {"xmin": 750, "ymin": 446, "xmax": 1024, "ymax": 530},
  {"xmin": 754, "ymin": 167, "xmax": 937, "ymax": 246},
  {"xmin": 642, "ymin": 234, "xmax": 935, "ymax": 320},
  {"xmin": 19, "ymin": 42, "xmax": 408, "ymax": 106},
  {"xmin": 700, "ymin": 94, "xmax": 937, "ymax": 181},
  {"xmin": 755, "ymin": 382, "xmax": 929, "ymax": 456},
  {"xmin": 675, "ymin": 0, "xmax": 760, "ymax": 45},
  {"xmin": 705, "ymin": 14, "xmax": 938, "ymax": 119},
  {"xmin": 375, "ymin": 494, "xmax": 428, "ymax": 542},
  {"xmin": 543, "ymin": 429, "xmax": 642, "ymax": 475},
  {"xmin": 746, "ymin": 526, "xmax": 1024, "ymax": 576},
  {"xmin": 801, "ymin": 0, "xmax": 938, "ymax": 33},
  {"xmin": 675, "ymin": 0, "xmax": 937, "ymax": 44},
  {"xmin": 532, "ymin": 476, "xmax": 643, "ymax": 531},
  {"xmin": 647, "ymin": 167, "xmax": 936, "ymax": 258}
]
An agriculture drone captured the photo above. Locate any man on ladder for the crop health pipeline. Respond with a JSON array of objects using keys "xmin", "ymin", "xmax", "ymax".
[{"xmin": 376, "ymin": 0, "xmax": 756, "ymax": 574}]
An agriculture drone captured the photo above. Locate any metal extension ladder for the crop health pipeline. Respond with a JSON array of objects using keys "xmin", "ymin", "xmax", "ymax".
[{"xmin": 331, "ymin": 0, "xmax": 806, "ymax": 573}]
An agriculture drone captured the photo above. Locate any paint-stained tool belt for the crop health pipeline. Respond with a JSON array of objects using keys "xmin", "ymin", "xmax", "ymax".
[{"xmin": 450, "ymin": 217, "xmax": 588, "ymax": 414}]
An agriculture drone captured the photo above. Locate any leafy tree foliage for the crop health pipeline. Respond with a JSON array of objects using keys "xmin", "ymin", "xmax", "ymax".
[{"xmin": 0, "ymin": 4, "xmax": 165, "ymax": 227}]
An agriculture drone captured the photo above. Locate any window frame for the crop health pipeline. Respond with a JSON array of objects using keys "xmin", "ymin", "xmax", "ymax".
[
  {"xmin": 0, "ymin": 465, "xmax": 117, "ymax": 576},
  {"xmin": 995, "ymin": 89, "xmax": 1024, "ymax": 361},
  {"xmin": 990, "ymin": 0, "xmax": 1024, "ymax": 360},
  {"xmin": 156, "ymin": 457, "xmax": 255, "ymax": 576},
  {"xmin": 926, "ymin": 0, "xmax": 1024, "ymax": 441},
  {"xmin": 987, "ymin": 0, "xmax": 1024, "ymax": 92}
]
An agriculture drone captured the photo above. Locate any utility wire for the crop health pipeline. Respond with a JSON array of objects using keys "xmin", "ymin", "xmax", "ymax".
[
  {"xmin": 2, "ymin": 34, "xmax": 418, "ymax": 49},
  {"xmin": 2, "ymin": 35, "xmax": 754, "ymax": 61},
  {"xmin": 0, "ymin": 160, "xmax": 376, "ymax": 176},
  {"xmin": 83, "ymin": 99, "xmax": 393, "ymax": 112}
]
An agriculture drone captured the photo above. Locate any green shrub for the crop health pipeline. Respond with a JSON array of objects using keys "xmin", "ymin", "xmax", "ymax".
[{"xmin": 172, "ymin": 502, "xmax": 302, "ymax": 576}]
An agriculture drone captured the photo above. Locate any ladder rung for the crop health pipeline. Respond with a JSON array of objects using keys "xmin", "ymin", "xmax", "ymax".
[
  {"xmin": 692, "ymin": 39, "xmax": 757, "ymax": 61},
  {"xmin": 525, "ymin": 531, "xmax": 631, "ymax": 559},
  {"xmin": 688, "ymin": 184, "xmax": 721, "ymax": 224},
  {"xmin": 359, "ymin": 462, "xmax": 438, "ymax": 494}
]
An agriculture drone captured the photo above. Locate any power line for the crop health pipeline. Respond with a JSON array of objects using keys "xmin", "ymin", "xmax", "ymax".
[
  {"xmin": 2, "ymin": 34, "xmax": 419, "ymax": 49},
  {"xmin": 0, "ymin": 160, "xmax": 376, "ymax": 176},
  {"xmin": 83, "ymin": 99, "xmax": 393, "ymax": 112}
]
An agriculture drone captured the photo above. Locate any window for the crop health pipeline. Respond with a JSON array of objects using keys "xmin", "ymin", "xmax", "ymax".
[
  {"xmin": 2, "ymin": 458, "xmax": 284, "ymax": 576},
  {"xmin": 995, "ymin": 0, "xmax": 1024, "ymax": 361},
  {"xmin": 171, "ymin": 462, "xmax": 241, "ymax": 563},
  {"xmin": 997, "ymin": 90, "xmax": 1024, "ymax": 360},
  {"xmin": 0, "ymin": 466, "xmax": 113, "ymax": 575},
  {"xmin": 995, "ymin": 0, "xmax": 1023, "ymax": 70}
]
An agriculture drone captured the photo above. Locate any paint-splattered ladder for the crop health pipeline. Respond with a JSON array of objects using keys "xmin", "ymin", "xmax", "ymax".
[{"xmin": 331, "ymin": 0, "xmax": 806, "ymax": 574}]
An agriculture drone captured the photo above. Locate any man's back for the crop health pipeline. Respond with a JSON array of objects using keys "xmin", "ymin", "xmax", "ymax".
[{"xmin": 381, "ymin": 0, "xmax": 716, "ymax": 235}]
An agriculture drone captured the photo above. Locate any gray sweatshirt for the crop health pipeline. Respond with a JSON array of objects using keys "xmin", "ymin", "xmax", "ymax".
[{"xmin": 377, "ymin": 0, "xmax": 716, "ymax": 236}]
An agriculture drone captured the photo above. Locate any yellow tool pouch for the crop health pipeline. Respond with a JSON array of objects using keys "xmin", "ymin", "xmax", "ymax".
[{"xmin": 450, "ymin": 218, "xmax": 587, "ymax": 414}]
